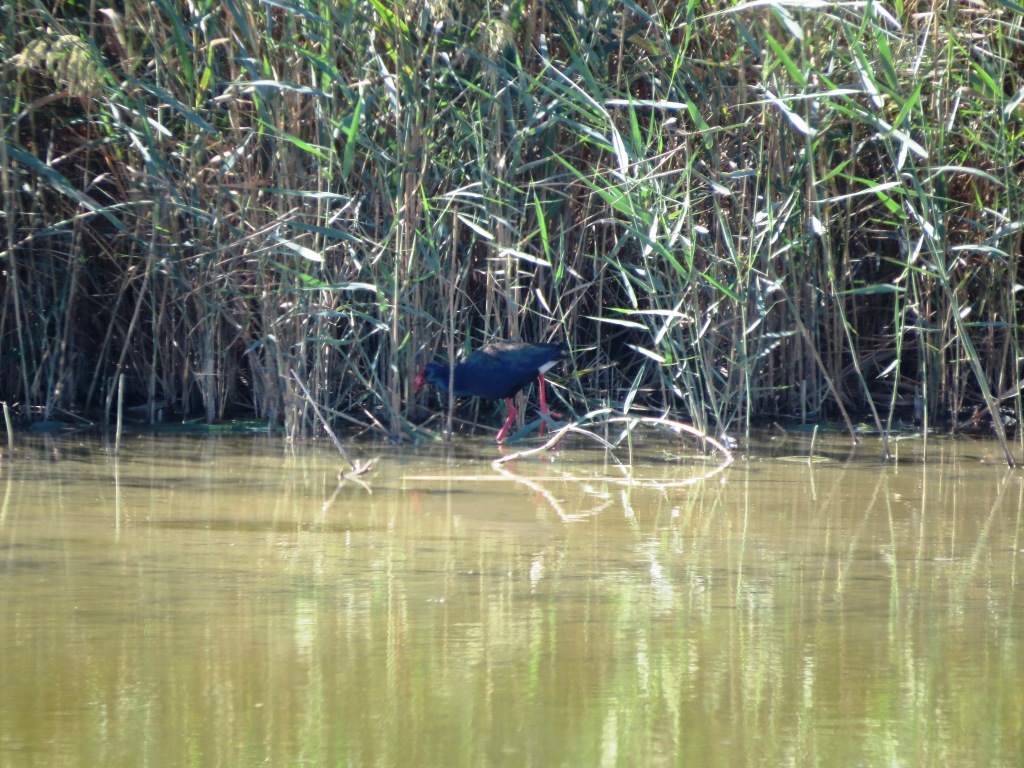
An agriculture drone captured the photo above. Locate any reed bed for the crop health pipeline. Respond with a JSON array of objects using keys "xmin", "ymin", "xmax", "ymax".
[{"xmin": 1, "ymin": 0, "xmax": 1022, "ymax": 452}]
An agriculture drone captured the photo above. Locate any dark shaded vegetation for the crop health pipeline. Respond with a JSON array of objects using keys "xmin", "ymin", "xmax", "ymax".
[{"xmin": 1, "ymin": 0, "xmax": 1022, "ymax": 454}]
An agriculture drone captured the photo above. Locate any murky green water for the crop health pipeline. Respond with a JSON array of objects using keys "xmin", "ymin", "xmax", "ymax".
[{"xmin": 0, "ymin": 432, "xmax": 1021, "ymax": 767}]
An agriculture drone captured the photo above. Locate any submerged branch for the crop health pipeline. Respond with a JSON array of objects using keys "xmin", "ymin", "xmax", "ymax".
[{"xmin": 493, "ymin": 412, "xmax": 735, "ymax": 487}]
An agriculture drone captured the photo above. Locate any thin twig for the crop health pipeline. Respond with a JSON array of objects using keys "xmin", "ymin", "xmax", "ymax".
[{"xmin": 290, "ymin": 369, "xmax": 376, "ymax": 477}]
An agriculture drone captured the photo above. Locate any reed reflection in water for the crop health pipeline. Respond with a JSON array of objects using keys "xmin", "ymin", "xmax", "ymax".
[{"xmin": 0, "ymin": 434, "xmax": 1020, "ymax": 766}]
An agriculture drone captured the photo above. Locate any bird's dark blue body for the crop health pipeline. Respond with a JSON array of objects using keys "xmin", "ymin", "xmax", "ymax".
[{"xmin": 419, "ymin": 341, "xmax": 567, "ymax": 401}]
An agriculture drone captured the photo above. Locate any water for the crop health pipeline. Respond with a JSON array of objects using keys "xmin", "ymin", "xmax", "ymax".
[{"xmin": 0, "ymin": 432, "xmax": 1021, "ymax": 767}]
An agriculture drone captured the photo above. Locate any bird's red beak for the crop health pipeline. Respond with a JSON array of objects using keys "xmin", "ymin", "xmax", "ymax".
[{"xmin": 412, "ymin": 370, "xmax": 426, "ymax": 393}]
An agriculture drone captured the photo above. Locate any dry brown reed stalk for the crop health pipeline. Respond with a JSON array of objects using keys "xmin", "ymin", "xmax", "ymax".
[
  {"xmin": 2, "ymin": 402, "xmax": 13, "ymax": 456},
  {"xmin": 114, "ymin": 373, "xmax": 124, "ymax": 456}
]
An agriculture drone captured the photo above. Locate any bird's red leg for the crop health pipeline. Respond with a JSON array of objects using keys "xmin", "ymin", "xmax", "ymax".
[
  {"xmin": 495, "ymin": 397, "xmax": 517, "ymax": 443},
  {"xmin": 536, "ymin": 373, "xmax": 563, "ymax": 436}
]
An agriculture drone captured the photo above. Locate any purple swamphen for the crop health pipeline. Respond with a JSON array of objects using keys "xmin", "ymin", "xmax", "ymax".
[{"xmin": 413, "ymin": 341, "xmax": 569, "ymax": 443}]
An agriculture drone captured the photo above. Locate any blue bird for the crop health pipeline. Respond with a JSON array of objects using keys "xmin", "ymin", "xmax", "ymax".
[{"xmin": 414, "ymin": 341, "xmax": 568, "ymax": 442}]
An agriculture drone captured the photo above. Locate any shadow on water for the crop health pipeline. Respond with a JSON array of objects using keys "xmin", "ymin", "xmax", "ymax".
[{"xmin": 0, "ymin": 431, "xmax": 1021, "ymax": 767}]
